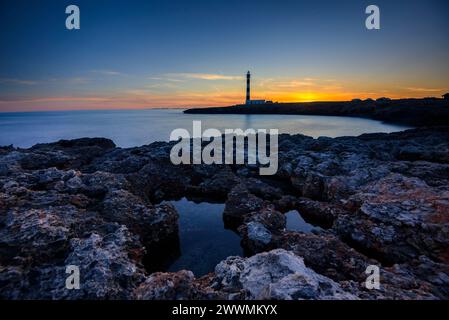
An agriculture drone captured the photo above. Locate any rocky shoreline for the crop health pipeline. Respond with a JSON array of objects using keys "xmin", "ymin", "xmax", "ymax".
[
  {"xmin": 184, "ymin": 99, "xmax": 449, "ymax": 127},
  {"xmin": 1, "ymin": 127, "xmax": 449, "ymax": 299}
]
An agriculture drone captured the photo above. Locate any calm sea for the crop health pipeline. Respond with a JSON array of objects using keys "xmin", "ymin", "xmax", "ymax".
[{"xmin": 0, "ymin": 109, "xmax": 411, "ymax": 148}]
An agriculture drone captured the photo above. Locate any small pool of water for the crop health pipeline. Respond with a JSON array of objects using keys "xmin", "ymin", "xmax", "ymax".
[
  {"xmin": 160, "ymin": 198, "xmax": 243, "ymax": 277},
  {"xmin": 285, "ymin": 210, "xmax": 322, "ymax": 233},
  {"xmin": 145, "ymin": 203, "xmax": 321, "ymax": 276}
]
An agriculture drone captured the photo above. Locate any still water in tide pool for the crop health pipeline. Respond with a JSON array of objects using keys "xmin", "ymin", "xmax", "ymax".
[
  {"xmin": 146, "ymin": 198, "xmax": 243, "ymax": 277},
  {"xmin": 146, "ymin": 199, "xmax": 322, "ymax": 276}
]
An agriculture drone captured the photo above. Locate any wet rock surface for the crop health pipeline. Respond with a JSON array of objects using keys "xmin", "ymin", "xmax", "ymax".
[{"xmin": 1, "ymin": 128, "xmax": 449, "ymax": 299}]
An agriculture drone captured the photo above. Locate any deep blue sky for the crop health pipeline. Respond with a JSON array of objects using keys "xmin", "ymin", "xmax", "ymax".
[{"xmin": 0, "ymin": 0, "xmax": 448, "ymax": 111}]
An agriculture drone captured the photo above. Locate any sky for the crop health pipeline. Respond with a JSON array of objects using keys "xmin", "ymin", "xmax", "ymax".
[{"xmin": 0, "ymin": 0, "xmax": 448, "ymax": 112}]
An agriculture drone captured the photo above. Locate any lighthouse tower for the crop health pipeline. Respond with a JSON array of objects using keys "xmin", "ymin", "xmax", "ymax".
[{"xmin": 246, "ymin": 71, "xmax": 251, "ymax": 105}]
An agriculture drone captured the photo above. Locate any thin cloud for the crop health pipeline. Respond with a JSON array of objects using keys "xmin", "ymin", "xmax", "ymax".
[
  {"xmin": 0, "ymin": 78, "xmax": 38, "ymax": 85},
  {"xmin": 0, "ymin": 96, "xmax": 115, "ymax": 104},
  {"xmin": 166, "ymin": 73, "xmax": 243, "ymax": 81},
  {"xmin": 148, "ymin": 77, "xmax": 185, "ymax": 83},
  {"xmin": 66, "ymin": 77, "xmax": 91, "ymax": 85},
  {"xmin": 404, "ymin": 87, "xmax": 444, "ymax": 92},
  {"xmin": 145, "ymin": 83, "xmax": 180, "ymax": 89},
  {"xmin": 90, "ymin": 70, "xmax": 125, "ymax": 76},
  {"xmin": 273, "ymin": 81, "xmax": 316, "ymax": 88},
  {"xmin": 0, "ymin": 77, "xmax": 91, "ymax": 87}
]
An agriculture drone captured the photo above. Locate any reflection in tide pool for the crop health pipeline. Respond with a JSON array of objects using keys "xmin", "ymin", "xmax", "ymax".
[
  {"xmin": 164, "ymin": 198, "xmax": 243, "ymax": 277},
  {"xmin": 285, "ymin": 210, "xmax": 322, "ymax": 233}
]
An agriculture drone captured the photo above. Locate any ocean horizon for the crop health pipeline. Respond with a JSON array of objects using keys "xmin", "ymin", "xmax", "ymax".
[{"xmin": 0, "ymin": 108, "xmax": 411, "ymax": 148}]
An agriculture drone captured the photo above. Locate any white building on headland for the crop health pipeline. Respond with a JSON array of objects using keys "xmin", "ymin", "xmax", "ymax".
[{"xmin": 245, "ymin": 71, "xmax": 272, "ymax": 105}]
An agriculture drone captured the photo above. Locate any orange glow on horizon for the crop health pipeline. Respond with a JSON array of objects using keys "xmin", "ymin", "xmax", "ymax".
[{"xmin": 0, "ymin": 88, "xmax": 447, "ymax": 112}]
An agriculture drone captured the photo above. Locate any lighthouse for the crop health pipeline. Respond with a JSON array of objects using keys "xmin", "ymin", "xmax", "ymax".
[
  {"xmin": 244, "ymin": 71, "xmax": 270, "ymax": 105},
  {"xmin": 246, "ymin": 71, "xmax": 251, "ymax": 105}
]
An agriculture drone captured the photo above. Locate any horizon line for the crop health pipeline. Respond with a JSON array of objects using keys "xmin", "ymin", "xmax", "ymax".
[{"xmin": 0, "ymin": 96, "xmax": 447, "ymax": 114}]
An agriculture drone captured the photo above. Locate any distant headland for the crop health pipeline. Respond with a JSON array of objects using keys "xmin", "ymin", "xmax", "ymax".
[
  {"xmin": 184, "ymin": 98, "xmax": 449, "ymax": 127},
  {"xmin": 185, "ymin": 71, "xmax": 449, "ymax": 127}
]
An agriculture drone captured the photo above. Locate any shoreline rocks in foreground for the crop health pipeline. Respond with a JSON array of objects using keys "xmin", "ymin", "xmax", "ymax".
[{"xmin": 1, "ymin": 127, "xmax": 449, "ymax": 299}]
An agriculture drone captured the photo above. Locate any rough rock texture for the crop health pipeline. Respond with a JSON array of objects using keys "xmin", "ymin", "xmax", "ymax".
[
  {"xmin": 134, "ymin": 270, "xmax": 220, "ymax": 300},
  {"xmin": 212, "ymin": 249, "xmax": 357, "ymax": 300},
  {"xmin": 0, "ymin": 139, "xmax": 177, "ymax": 299},
  {"xmin": 1, "ymin": 127, "xmax": 449, "ymax": 299},
  {"xmin": 334, "ymin": 174, "xmax": 449, "ymax": 265}
]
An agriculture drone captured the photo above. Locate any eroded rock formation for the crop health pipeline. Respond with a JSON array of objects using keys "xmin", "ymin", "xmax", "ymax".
[{"xmin": 1, "ymin": 127, "xmax": 448, "ymax": 299}]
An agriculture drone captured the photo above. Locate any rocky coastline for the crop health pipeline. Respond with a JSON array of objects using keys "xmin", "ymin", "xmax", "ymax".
[
  {"xmin": 1, "ymin": 127, "xmax": 449, "ymax": 299},
  {"xmin": 184, "ymin": 98, "xmax": 449, "ymax": 127}
]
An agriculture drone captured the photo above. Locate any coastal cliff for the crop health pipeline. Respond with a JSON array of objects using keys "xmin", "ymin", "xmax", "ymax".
[{"xmin": 1, "ymin": 127, "xmax": 449, "ymax": 299}]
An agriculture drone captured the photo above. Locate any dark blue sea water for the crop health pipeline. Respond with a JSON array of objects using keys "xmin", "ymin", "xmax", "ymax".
[{"xmin": 0, "ymin": 109, "xmax": 410, "ymax": 148}]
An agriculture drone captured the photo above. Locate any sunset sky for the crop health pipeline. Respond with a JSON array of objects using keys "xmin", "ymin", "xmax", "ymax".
[{"xmin": 1, "ymin": 0, "xmax": 448, "ymax": 112}]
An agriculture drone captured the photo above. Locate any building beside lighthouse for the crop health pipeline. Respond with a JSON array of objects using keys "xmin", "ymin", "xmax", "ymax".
[{"xmin": 245, "ymin": 71, "xmax": 271, "ymax": 105}]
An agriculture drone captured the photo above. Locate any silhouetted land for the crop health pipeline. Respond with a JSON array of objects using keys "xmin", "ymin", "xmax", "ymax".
[{"xmin": 184, "ymin": 98, "xmax": 449, "ymax": 127}]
